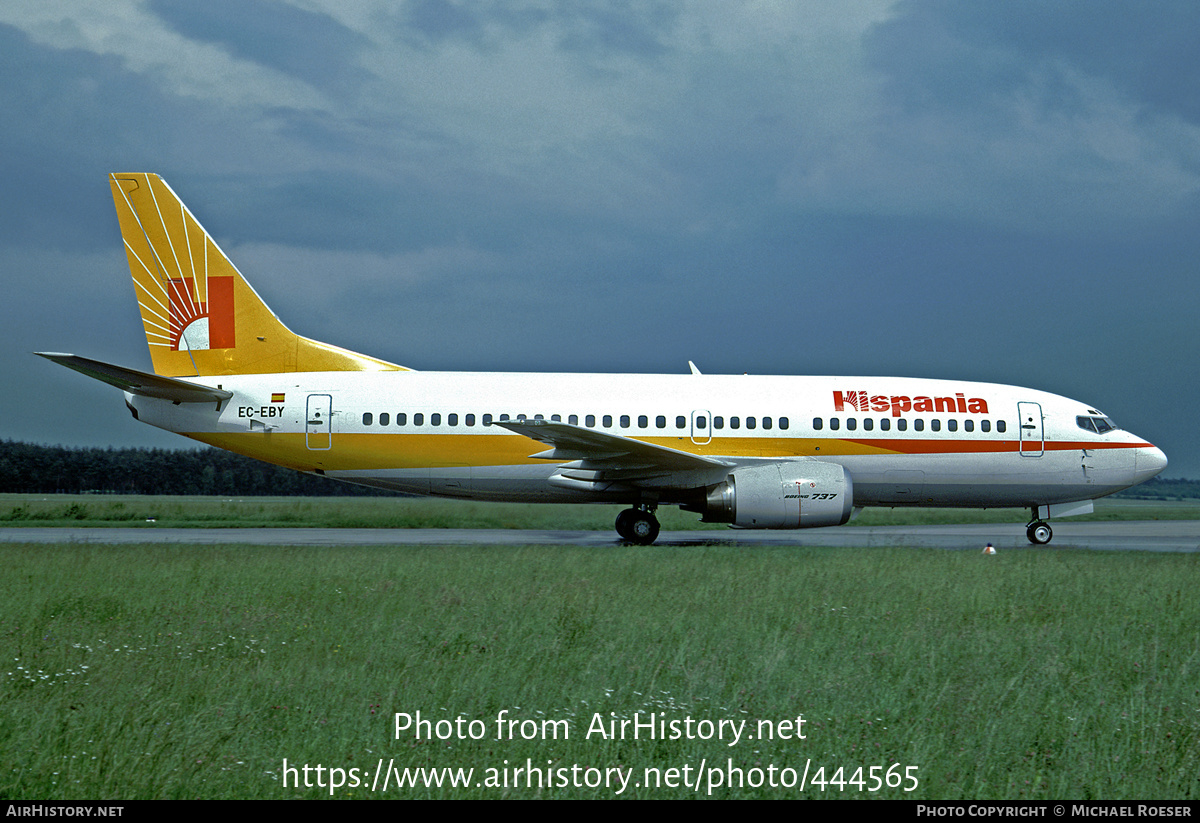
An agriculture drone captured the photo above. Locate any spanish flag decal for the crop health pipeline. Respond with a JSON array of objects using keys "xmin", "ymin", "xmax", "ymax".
[{"xmin": 271, "ymin": 393, "xmax": 285, "ymax": 403}]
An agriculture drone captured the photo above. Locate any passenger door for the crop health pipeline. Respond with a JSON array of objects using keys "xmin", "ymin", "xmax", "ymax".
[
  {"xmin": 306, "ymin": 394, "xmax": 332, "ymax": 450},
  {"xmin": 1018, "ymin": 401, "xmax": 1043, "ymax": 457}
]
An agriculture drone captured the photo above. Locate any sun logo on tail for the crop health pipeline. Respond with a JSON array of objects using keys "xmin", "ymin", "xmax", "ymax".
[{"xmin": 168, "ymin": 276, "xmax": 235, "ymax": 351}]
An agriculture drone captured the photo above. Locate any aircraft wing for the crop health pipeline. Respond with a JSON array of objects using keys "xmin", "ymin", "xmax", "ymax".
[
  {"xmin": 36, "ymin": 353, "xmax": 233, "ymax": 404},
  {"xmin": 496, "ymin": 418, "xmax": 731, "ymax": 477}
]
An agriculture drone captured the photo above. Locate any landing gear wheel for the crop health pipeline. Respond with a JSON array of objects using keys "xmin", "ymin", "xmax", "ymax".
[
  {"xmin": 615, "ymin": 508, "xmax": 660, "ymax": 544},
  {"xmin": 1027, "ymin": 521, "xmax": 1053, "ymax": 545},
  {"xmin": 628, "ymin": 511, "xmax": 660, "ymax": 545},
  {"xmin": 615, "ymin": 509, "xmax": 635, "ymax": 540}
]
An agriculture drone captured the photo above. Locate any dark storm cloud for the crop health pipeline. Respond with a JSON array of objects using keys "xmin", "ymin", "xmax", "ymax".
[
  {"xmin": 0, "ymin": 24, "xmax": 184, "ymax": 249},
  {"xmin": 553, "ymin": 2, "xmax": 675, "ymax": 59},
  {"xmin": 401, "ymin": 0, "xmax": 675, "ymax": 58},
  {"xmin": 876, "ymin": 0, "xmax": 1200, "ymax": 124},
  {"xmin": 149, "ymin": 0, "xmax": 371, "ymax": 97},
  {"xmin": 830, "ymin": 1, "xmax": 1200, "ymax": 235},
  {"xmin": 405, "ymin": 0, "xmax": 485, "ymax": 42}
]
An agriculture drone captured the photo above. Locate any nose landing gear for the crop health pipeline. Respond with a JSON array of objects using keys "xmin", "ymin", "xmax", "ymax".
[{"xmin": 1026, "ymin": 518, "xmax": 1053, "ymax": 545}]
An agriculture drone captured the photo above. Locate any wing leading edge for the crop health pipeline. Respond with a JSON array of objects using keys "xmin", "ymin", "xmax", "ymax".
[{"xmin": 496, "ymin": 418, "xmax": 732, "ymax": 494}]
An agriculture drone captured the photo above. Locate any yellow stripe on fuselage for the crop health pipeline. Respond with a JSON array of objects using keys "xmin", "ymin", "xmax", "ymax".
[{"xmin": 184, "ymin": 431, "xmax": 963, "ymax": 473}]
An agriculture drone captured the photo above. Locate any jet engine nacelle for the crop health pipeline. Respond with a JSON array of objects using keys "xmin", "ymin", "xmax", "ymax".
[{"xmin": 700, "ymin": 461, "xmax": 854, "ymax": 529}]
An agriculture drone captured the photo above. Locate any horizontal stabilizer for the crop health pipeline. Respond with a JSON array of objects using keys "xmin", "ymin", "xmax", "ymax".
[{"xmin": 36, "ymin": 353, "xmax": 232, "ymax": 403}]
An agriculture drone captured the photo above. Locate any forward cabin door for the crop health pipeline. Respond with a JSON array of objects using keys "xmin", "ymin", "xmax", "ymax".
[{"xmin": 1018, "ymin": 401, "xmax": 1043, "ymax": 457}]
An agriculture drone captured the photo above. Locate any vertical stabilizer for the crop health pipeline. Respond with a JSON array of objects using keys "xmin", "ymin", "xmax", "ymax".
[{"xmin": 109, "ymin": 173, "xmax": 406, "ymax": 377}]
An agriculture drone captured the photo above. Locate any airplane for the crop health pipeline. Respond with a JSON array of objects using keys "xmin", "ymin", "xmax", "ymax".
[{"xmin": 38, "ymin": 173, "xmax": 1167, "ymax": 545}]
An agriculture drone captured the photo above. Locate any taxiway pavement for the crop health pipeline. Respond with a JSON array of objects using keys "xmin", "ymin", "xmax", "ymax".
[{"xmin": 1, "ymin": 521, "xmax": 1197, "ymax": 552}]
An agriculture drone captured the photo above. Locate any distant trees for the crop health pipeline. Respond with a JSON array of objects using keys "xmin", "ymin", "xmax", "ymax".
[
  {"xmin": 0, "ymin": 440, "xmax": 387, "ymax": 496},
  {"xmin": 1111, "ymin": 476, "xmax": 1200, "ymax": 501}
]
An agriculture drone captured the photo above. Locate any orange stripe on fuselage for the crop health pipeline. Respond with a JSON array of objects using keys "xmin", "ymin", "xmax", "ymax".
[{"xmin": 843, "ymin": 438, "xmax": 1150, "ymax": 455}]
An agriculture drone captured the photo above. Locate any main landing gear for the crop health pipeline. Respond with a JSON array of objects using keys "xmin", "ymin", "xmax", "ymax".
[{"xmin": 615, "ymin": 506, "xmax": 660, "ymax": 545}]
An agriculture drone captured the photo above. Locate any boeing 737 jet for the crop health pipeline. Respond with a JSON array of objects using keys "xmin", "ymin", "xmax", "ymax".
[{"xmin": 39, "ymin": 174, "xmax": 1167, "ymax": 544}]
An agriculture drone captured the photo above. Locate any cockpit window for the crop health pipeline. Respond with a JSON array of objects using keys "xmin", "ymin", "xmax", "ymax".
[{"xmin": 1077, "ymin": 415, "xmax": 1119, "ymax": 434}]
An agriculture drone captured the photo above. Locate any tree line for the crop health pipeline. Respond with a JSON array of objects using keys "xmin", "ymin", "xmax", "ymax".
[
  {"xmin": 1110, "ymin": 476, "xmax": 1200, "ymax": 500},
  {"xmin": 0, "ymin": 440, "xmax": 386, "ymax": 496}
]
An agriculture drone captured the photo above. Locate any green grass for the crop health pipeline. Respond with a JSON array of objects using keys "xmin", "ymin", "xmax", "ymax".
[
  {"xmin": 2, "ymin": 493, "xmax": 1198, "ymax": 530},
  {"xmin": 0, "ymin": 541, "xmax": 1197, "ymax": 799}
]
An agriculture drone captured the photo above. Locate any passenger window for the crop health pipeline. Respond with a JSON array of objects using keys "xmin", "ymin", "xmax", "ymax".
[
  {"xmin": 568, "ymin": 414, "xmax": 578, "ymax": 425},
  {"xmin": 714, "ymin": 416, "xmax": 724, "ymax": 429},
  {"xmin": 586, "ymin": 414, "xmax": 596, "ymax": 427},
  {"xmin": 897, "ymin": 419, "xmax": 907, "ymax": 431},
  {"xmin": 414, "ymin": 413, "xmax": 424, "ymax": 426},
  {"xmin": 981, "ymin": 420, "xmax": 990, "ymax": 433},
  {"xmin": 696, "ymin": 416, "xmax": 707, "ymax": 429},
  {"xmin": 830, "ymin": 418, "xmax": 840, "ymax": 431},
  {"xmin": 880, "ymin": 418, "xmax": 890, "ymax": 431},
  {"xmin": 379, "ymin": 412, "xmax": 390, "ymax": 426},
  {"xmin": 603, "ymin": 415, "xmax": 613, "ymax": 427},
  {"xmin": 620, "ymin": 415, "xmax": 630, "ymax": 428},
  {"xmin": 676, "ymin": 416, "xmax": 687, "ymax": 429},
  {"xmin": 363, "ymin": 412, "xmax": 373, "ymax": 426},
  {"xmin": 730, "ymin": 417, "xmax": 741, "ymax": 430},
  {"xmin": 466, "ymin": 414, "xmax": 475, "ymax": 427},
  {"xmin": 813, "ymin": 418, "xmax": 823, "ymax": 431},
  {"xmin": 747, "ymin": 417, "xmax": 756, "ymax": 430},
  {"xmin": 948, "ymin": 419, "xmax": 957, "ymax": 432},
  {"xmin": 914, "ymin": 419, "xmax": 924, "ymax": 432},
  {"xmin": 931, "ymin": 419, "xmax": 940, "ymax": 432},
  {"xmin": 863, "ymin": 418, "xmax": 873, "ymax": 431},
  {"xmin": 499, "ymin": 414, "xmax": 510, "ymax": 421},
  {"xmin": 779, "ymin": 417, "xmax": 788, "ymax": 430},
  {"xmin": 846, "ymin": 418, "xmax": 856, "ymax": 431},
  {"xmin": 397, "ymin": 413, "xmax": 407, "ymax": 426},
  {"xmin": 656, "ymin": 415, "xmax": 666, "ymax": 429},
  {"xmin": 964, "ymin": 420, "xmax": 973, "ymax": 432},
  {"xmin": 483, "ymin": 414, "xmax": 493, "ymax": 426},
  {"xmin": 997, "ymin": 420, "xmax": 1007, "ymax": 433},
  {"xmin": 431, "ymin": 413, "xmax": 441, "ymax": 426},
  {"xmin": 638, "ymin": 415, "xmax": 648, "ymax": 428},
  {"xmin": 762, "ymin": 417, "xmax": 771, "ymax": 430},
  {"xmin": 449, "ymin": 413, "xmax": 458, "ymax": 426},
  {"xmin": 551, "ymin": 414, "xmax": 560, "ymax": 422}
]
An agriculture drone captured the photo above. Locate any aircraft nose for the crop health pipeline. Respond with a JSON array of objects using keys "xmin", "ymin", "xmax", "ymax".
[{"xmin": 1134, "ymin": 444, "xmax": 1168, "ymax": 483}]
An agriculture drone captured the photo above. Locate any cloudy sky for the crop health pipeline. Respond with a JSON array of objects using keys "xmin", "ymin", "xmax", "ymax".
[{"xmin": 1, "ymin": 1, "xmax": 1196, "ymax": 476}]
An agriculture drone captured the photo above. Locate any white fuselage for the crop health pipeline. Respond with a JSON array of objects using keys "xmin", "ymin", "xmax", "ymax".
[{"xmin": 126, "ymin": 370, "xmax": 1166, "ymax": 512}]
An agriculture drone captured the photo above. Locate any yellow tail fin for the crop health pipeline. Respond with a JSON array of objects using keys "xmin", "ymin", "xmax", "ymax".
[{"xmin": 109, "ymin": 173, "xmax": 407, "ymax": 377}]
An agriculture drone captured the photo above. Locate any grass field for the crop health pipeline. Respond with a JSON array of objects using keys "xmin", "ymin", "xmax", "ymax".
[
  {"xmin": 1, "ymin": 532, "xmax": 1197, "ymax": 799},
  {"xmin": 2, "ymin": 493, "xmax": 1199, "ymax": 530}
]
